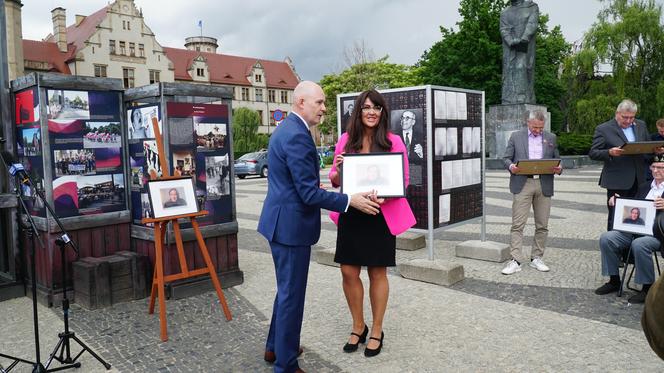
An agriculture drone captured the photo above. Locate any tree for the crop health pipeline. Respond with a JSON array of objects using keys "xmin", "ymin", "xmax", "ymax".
[
  {"xmin": 318, "ymin": 56, "xmax": 421, "ymax": 137},
  {"xmin": 416, "ymin": 0, "xmax": 570, "ymax": 132},
  {"xmin": 563, "ymin": 0, "xmax": 664, "ymax": 133},
  {"xmin": 232, "ymin": 107, "xmax": 267, "ymax": 152}
]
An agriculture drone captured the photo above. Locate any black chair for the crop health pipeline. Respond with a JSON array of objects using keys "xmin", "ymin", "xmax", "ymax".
[{"xmin": 618, "ymin": 244, "xmax": 662, "ymax": 297}]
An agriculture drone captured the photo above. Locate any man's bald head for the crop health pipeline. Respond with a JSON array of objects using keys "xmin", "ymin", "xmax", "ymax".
[{"xmin": 292, "ymin": 81, "xmax": 326, "ymax": 126}]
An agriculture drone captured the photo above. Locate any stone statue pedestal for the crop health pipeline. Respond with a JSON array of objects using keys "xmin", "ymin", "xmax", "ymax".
[{"xmin": 486, "ymin": 103, "xmax": 550, "ymax": 159}]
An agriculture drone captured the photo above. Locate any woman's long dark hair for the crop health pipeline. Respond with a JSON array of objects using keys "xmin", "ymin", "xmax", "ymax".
[{"xmin": 344, "ymin": 90, "xmax": 392, "ymax": 153}]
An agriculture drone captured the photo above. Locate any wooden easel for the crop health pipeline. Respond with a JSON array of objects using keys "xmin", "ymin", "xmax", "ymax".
[{"xmin": 141, "ymin": 116, "xmax": 232, "ymax": 342}]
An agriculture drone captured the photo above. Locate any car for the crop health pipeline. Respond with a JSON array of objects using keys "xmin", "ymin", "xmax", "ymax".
[{"xmin": 234, "ymin": 151, "xmax": 268, "ymax": 178}]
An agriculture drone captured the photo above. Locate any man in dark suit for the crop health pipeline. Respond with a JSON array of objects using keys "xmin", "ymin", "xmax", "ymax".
[
  {"xmin": 589, "ymin": 99, "xmax": 661, "ymax": 230},
  {"xmin": 397, "ymin": 110, "xmax": 424, "ymax": 163},
  {"xmin": 257, "ymin": 81, "xmax": 380, "ymax": 373},
  {"xmin": 595, "ymin": 155, "xmax": 664, "ymax": 303},
  {"xmin": 501, "ymin": 109, "xmax": 562, "ymax": 275}
]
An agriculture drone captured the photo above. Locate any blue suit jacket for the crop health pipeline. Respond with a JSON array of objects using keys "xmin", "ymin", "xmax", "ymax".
[{"xmin": 257, "ymin": 113, "xmax": 348, "ymax": 246}]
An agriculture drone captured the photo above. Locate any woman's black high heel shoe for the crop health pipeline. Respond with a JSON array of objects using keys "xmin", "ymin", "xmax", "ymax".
[
  {"xmin": 364, "ymin": 331, "xmax": 384, "ymax": 357},
  {"xmin": 343, "ymin": 325, "xmax": 368, "ymax": 352}
]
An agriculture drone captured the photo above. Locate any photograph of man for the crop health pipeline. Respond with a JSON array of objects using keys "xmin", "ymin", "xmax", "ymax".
[
  {"xmin": 129, "ymin": 107, "xmax": 148, "ymax": 139},
  {"xmin": 163, "ymin": 188, "xmax": 186, "ymax": 208},
  {"xmin": 501, "ymin": 109, "xmax": 562, "ymax": 275},
  {"xmin": 343, "ymin": 100, "xmax": 354, "ymax": 116},
  {"xmin": 595, "ymin": 155, "xmax": 664, "ymax": 303},
  {"xmin": 589, "ymin": 99, "xmax": 663, "ymax": 231},
  {"xmin": 357, "ymin": 164, "xmax": 388, "ymax": 187},
  {"xmin": 622, "ymin": 207, "xmax": 645, "ymax": 225},
  {"xmin": 391, "ymin": 109, "xmax": 424, "ymax": 163}
]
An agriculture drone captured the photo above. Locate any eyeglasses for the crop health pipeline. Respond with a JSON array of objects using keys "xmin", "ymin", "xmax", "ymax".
[
  {"xmin": 402, "ymin": 116, "xmax": 415, "ymax": 121},
  {"xmin": 361, "ymin": 105, "xmax": 383, "ymax": 113}
]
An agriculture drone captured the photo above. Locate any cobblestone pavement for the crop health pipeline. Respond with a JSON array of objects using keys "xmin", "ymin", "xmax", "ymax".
[{"xmin": 2, "ymin": 166, "xmax": 663, "ymax": 372}]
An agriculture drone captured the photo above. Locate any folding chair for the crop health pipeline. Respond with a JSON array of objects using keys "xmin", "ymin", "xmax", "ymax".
[{"xmin": 618, "ymin": 245, "xmax": 662, "ymax": 297}]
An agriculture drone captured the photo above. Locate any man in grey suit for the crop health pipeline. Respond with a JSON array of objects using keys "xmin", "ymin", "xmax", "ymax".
[
  {"xmin": 589, "ymin": 99, "xmax": 660, "ymax": 230},
  {"xmin": 502, "ymin": 109, "xmax": 562, "ymax": 275}
]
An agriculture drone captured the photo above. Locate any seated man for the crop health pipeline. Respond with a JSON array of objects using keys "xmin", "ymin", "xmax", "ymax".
[{"xmin": 595, "ymin": 155, "xmax": 664, "ymax": 303}]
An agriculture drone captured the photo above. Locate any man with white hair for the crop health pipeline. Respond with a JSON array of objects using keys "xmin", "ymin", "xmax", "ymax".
[{"xmin": 589, "ymin": 99, "xmax": 658, "ymax": 230}]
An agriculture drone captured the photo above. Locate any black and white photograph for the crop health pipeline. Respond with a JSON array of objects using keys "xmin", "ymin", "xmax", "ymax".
[
  {"xmin": 456, "ymin": 92, "xmax": 468, "ymax": 121},
  {"xmin": 441, "ymin": 160, "xmax": 463, "ymax": 190},
  {"xmin": 463, "ymin": 127, "xmax": 473, "ymax": 154},
  {"xmin": 343, "ymin": 99, "xmax": 355, "ymax": 116},
  {"xmin": 341, "ymin": 153, "xmax": 405, "ymax": 197},
  {"xmin": 77, "ymin": 174, "xmax": 124, "ymax": 209},
  {"xmin": 472, "ymin": 127, "xmax": 481, "ymax": 153},
  {"xmin": 83, "ymin": 122, "xmax": 121, "ymax": 148},
  {"xmin": 445, "ymin": 91, "xmax": 458, "ymax": 120},
  {"xmin": 390, "ymin": 108, "xmax": 424, "ymax": 163},
  {"xmin": 196, "ymin": 122, "xmax": 227, "ymax": 149},
  {"xmin": 613, "ymin": 198, "xmax": 656, "ymax": 235},
  {"xmin": 434, "ymin": 127, "xmax": 447, "ymax": 157},
  {"xmin": 169, "ymin": 117, "xmax": 194, "ymax": 145},
  {"xmin": 143, "ymin": 140, "xmax": 162, "ymax": 179},
  {"xmin": 439, "ymin": 194, "xmax": 451, "ymax": 224},
  {"xmin": 47, "ymin": 90, "xmax": 90, "ymax": 120},
  {"xmin": 127, "ymin": 104, "xmax": 160, "ymax": 140},
  {"xmin": 205, "ymin": 155, "xmax": 231, "ymax": 197},
  {"xmin": 446, "ymin": 128, "xmax": 458, "ymax": 156},
  {"xmin": 140, "ymin": 192, "xmax": 153, "ymax": 225},
  {"xmin": 54, "ymin": 149, "xmax": 96, "ymax": 176},
  {"xmin": 148, "ymin": 177, "xmax": 198, "ymax": 218},
  {"xmin": 434, "ymin": 90, "xmax": 446, "ymax": 120}
]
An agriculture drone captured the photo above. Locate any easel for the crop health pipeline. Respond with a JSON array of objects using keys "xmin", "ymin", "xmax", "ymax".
[{"xmin": 141, "ymin": 117, "xmax": 232, "ymax": 342}]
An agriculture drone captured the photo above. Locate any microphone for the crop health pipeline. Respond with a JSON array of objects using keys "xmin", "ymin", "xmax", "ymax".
[{"xmin": 0, "ymin": 150, "xmax": 30, "ymax": 184}]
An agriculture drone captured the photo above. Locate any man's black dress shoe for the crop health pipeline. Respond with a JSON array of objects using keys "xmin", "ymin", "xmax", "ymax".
[
  {"xmin": 263, "ymin": 347, "xmax": 303, "ymax": 363},
  {"xmin": 343, "ymin": 325, "xmax": 368, "ymax": 352},
  {"xmin": 595, "ymin": 282, "xmax": 620, "ymax": 295},
  {"xmin": 364, "ymin": 331, "xmax": 384, "ymax": 357},
  {"xmin": 628, "ymin": 290, "xmax": 648, "ymax": 304}
]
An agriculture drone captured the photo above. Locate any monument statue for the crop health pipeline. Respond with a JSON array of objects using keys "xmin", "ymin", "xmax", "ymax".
[{"xmin": 500, "ymin": 0, "xmax": 539, "ymax": 104}]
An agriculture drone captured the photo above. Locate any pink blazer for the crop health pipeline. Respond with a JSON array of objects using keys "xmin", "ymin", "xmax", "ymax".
[{"xmin": 328, "ymin": 132, "xmax": 416, "ymax": 236}]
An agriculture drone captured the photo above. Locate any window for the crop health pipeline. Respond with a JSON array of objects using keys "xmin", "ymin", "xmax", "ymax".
[
  {"xmin": 122, "ymin": 20, "xmax": 130, "ymax": 30},
  {"xmin": 280, "ymin": 90, "xmax": 288, "ymax": 103},
  {"xmin": 109, "ymin": 40, "xmax": 116, "ymax": 54},
  {"xmin": 94, "ymin": 64, "xmax": 107, "ymax": 78},
  {"xmin": 241, "ymin": 87, "xmax": 249, "ymax": 101},
  {"xmin": 255, "ymin": 88, "xmax": 263, "ymax": 102},
  {"xmin": 119, "ymin": 41, "xmax": 126, "ymax": 55},
  {"xmin": 257, "ymin": 110, "xmax": 263, "ymax": 125},
  {"xmin": 149, "ymin": 70, "xmax": 160, "ymax": 84},
  {"xmin": 127, "ymin": 21, "xmax": 130, "ymax": 30},
  {"xmin": 255, "ymin": 74, "xmax": 262, "ymax": 83},
  {"xmin": 129, "ymin": 42, "xmax": 135, "ymax": 57},
  {"xmin": 138, "ymin": 44, "xmax": 145, "ymax": 57},
  {"xmin": 122, "ymin": 67, "xmax": 135, "ymax": 88},
  {"xmin": 196, "ymin": 68, "xmax": 205, "ymax": 77},
  {"xmin": 268, "ymin": 89, "xmax": 276, "ymax": 103}
]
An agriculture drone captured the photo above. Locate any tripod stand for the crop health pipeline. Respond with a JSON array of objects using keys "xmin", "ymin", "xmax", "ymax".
[{"xmin": 0, "ymin": 153, "xmax": 110, "ymax": 372}]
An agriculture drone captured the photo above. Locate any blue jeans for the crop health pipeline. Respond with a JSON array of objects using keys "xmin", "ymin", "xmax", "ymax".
[{"xmin": 599, "ymin": 230, "xmax": 660, "ymax": 284}]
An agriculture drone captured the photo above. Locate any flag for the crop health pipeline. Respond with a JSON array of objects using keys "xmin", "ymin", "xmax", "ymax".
[{"xmin": 197, "ymin": 20, "xmax": 202, "ymax": 28}]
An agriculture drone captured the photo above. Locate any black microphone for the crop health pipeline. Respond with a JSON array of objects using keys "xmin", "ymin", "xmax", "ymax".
[{"xmin": 0, "ymin": 150, "xmax": 30, "ymax": 185}]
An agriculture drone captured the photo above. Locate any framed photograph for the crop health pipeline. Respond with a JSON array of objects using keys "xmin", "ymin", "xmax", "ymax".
[
  {"xmin": 147, "ymin": 177, "xmax": 198, "ymax": 218},
  {"xmin": 620, "ymin": 141, "xmax": 664, "ymax": 155},
  {"xmin": 341, "ymin": 153, "xmax": 405, "ymax": 198},
  {"xmin": 613, "ymin": 197, "xmax": 656, "ymax": 235},
  {"xmin": 514, "ymin": 159, "xmax": 561, "ymax": 175}
]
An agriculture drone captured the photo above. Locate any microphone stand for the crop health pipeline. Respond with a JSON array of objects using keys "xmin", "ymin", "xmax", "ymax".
[
  {"xmin": 0, "ymin": 157, "xmax": 46, "ymax": 372},
  {"xmin": 1, "ymin": 156, "xmax": 110, "ymax": 372}
]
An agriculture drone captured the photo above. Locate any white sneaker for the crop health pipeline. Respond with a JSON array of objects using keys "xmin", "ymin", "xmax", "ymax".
[
  {"xmin": 501, "ymin": 259, "xmax": 522, "ymax": 275},
  {"xmin": 529, "ymin": 257, "xmax": 550, "ymax": 272}
]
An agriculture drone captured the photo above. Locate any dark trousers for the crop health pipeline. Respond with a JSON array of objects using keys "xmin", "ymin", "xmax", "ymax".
[
  {"xmin": 606, "ymin": 179, "xmax": 639, "ymax": 231},
  {"xmin": 265, "ymin": 241, "xmax": 311, "ymax": 373}
]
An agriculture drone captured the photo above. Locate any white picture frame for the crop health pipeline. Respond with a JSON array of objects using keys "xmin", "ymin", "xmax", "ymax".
[
  {"xmin": 613, "ymin": 197, "xmax": 656, "ymax": 235},
  {"xmin": 147, "ymin": 177, "xmax": 198, "ymax": 219},
  {"xmin": 341, "ymin": 153, "xmax": 405, "ymax": 198}
]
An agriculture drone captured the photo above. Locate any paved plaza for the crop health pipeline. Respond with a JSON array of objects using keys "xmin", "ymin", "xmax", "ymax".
[{"xmin": 1, "ymin": 165, "xmax": 663, "ymax": 372}]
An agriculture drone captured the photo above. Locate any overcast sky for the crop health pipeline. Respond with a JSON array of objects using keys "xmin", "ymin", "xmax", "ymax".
[{"xmin": 19, "ymin": 1, "xmax": 660, "ymax": 81}]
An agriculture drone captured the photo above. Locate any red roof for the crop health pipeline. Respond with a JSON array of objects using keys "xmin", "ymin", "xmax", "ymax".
[
  {"xmin": 45, "ymin": 6, "xmax": 109, "ymax": 57},
  {"xmin": 163, "ymin": 47, "xmax": 299, "ymax": 89},
  {"xmin": 22, "ymin": 39, "xmax": 72, "ymax": 74}
]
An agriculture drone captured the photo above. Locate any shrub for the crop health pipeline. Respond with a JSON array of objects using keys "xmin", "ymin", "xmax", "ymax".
[{"xmin": 557, "ymin": 133, "xmax": 593, "ymax": 155}]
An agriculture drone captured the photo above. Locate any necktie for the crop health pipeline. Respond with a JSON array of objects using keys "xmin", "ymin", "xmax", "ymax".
[{"xmin": 405, "ymin": 133, "xmax": 411, "ymax": 151}]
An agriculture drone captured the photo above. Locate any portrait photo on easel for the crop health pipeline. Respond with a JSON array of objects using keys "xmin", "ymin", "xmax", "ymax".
[{"xmin": 147, "ymin": 176, "xmax": 198, "ymax": 218}]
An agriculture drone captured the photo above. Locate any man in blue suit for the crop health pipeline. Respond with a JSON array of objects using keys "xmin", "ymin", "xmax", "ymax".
[{"xmin": 258, "ymin": 81, "xmax": 380, "ymax": 373}]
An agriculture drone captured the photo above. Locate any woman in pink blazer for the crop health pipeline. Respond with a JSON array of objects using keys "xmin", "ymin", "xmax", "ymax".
[{"xmin": 329, "ymin": 89, "xmax": 416, "ymax": 357}]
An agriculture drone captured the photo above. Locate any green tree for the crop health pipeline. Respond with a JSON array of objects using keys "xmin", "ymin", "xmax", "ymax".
[
  {"xmin": 416, "ymin": 0, "xmax": 570, "ymax": 132},
  {"xmin": 232, "ymin": 107, "xmax": 267, "ymax": 152},
  {"xmin": 318, "ymin": 56, "xmax": 421, "ymax": 138},
  {"xmin": 563, "ymin": 0, "xmax": 664, "ymax": 133}
]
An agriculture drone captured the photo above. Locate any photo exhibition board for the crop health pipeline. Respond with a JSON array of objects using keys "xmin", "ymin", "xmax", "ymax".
[
  {"xmin": 166, "ymin": 102, "xmax": 232, "ymax": 226},
  {"xmin": 338, "ymin": 86, "xmax": 483, "ymax": 229},
  {"xmin": 14, "ymin": 87, "xmax": 46, "ymax": 217},
  {"xmin": 46, "ymin": 89, "xmax": 126, "ymax": 218}
]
